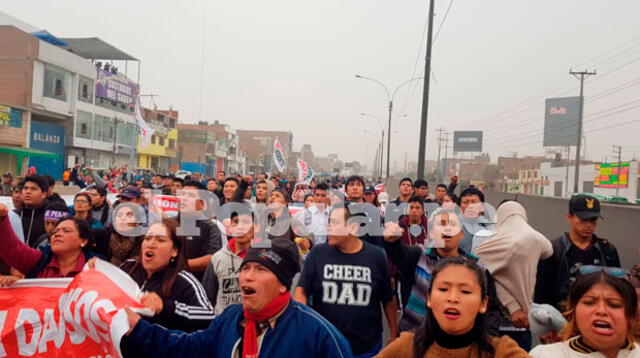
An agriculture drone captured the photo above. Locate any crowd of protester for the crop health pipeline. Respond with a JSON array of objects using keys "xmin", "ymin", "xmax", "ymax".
[{"xmin": 0, "ymin": 166, "xmax": 639, "ymax": 358}]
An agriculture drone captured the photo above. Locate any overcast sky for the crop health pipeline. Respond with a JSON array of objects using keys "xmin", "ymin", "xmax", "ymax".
[{"xmin": 3, "ymin": 0, "xmax": 640, "ymax": 170}]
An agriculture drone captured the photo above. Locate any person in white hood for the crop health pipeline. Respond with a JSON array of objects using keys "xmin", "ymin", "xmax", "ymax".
[
  {"xmin": 474, "ymin": 200, "xmax": 553, "ymax": 351},
  {"xmin": 203, "ymin": 208, "xmax": 258, "ymax": 314}
]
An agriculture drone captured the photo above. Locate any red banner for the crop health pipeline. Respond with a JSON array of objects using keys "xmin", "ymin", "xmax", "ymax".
[
  {"xmin": 152, "ymin": 195, "xmax": 180, "ymax": 213},
  {"xmin": 0, "ymin": 263, "xmax": 145, "ymax": 357}
]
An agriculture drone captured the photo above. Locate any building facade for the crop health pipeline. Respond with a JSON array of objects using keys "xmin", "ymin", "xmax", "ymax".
[
  {"xmin": 0, "ymin": 20, "xmax": 140, "ymax": 179},
  {"xmin": 137, "ymin": 108, "xmax": 178, "ymax": 173}
]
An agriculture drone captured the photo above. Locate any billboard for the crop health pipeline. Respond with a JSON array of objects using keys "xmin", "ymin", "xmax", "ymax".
[
  {"xmin": 595, "ymin": 162, "xmax": 629, "ymax": 188},
  {"xmin": 95, "ymin": 68, "xmax": 139, "ymax": 105},
  {"xmin": 453, "ymin": 131, "xmax": 483, "ymax": 152},
  {"xmin": 543, "ymin": 96, "xmax": 581, "ymax": 147}
]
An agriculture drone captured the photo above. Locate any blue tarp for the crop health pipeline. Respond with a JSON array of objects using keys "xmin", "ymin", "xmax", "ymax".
[{"xmin": 30, "ymin": 30, "xmax": 69, "ymax": 47}]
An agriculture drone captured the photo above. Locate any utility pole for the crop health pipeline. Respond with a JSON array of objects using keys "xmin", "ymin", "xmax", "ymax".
[
  {"xmin": 386, "ymin": 102, "xmax": 392, "ymax": 179},
  {"xmin": 569, "ymin": 69, "xmax": 596, "ymax": 193},
  {"xmin": 613, "ymin": 145, "xmax": 623, "ymax": 196},
  {"xmin": 443, "ymin": 132, "xmax": 450, "ymax": 179},
  {"xmin": 404, "ymin": 152, "xmax": 408, "ymax": 174},
  {"xmin": 416, "ymin": 0, "xmax": 436, "ymax": 180},
  {"xmin": 565, "ymin": 146, "xmax": 570, "ymax": 197},
  {"xmin": 379, "ymin": 133, "xmax": 384, "ymax": 179},
  {"xmin": 436, "ymin": 128, "xmax": 445, "ymax": 182}
]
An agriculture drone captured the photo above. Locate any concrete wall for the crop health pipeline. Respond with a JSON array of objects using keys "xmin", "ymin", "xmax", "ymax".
[{"xmin": 485, "ymin": 191, "xmax": 640, "ymax": 269}]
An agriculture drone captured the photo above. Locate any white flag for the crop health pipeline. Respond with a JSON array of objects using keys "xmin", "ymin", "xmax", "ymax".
[
  {"xmin": 273, "ymin": 137, "xmax": 287, "ymax": 172},
  {"xmin": 297, "ymin": 159, "xmax": 315, "ymax": 185},
  {"xmin": 135, "ymin": 100, "xmax": 154, "ymax": 148}
]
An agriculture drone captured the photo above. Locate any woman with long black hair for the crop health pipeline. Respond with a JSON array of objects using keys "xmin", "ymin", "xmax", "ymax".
[
  {"xmin": 376, "ymin": 257, "xmax": 529, "ymax": 358},
  {"xmin": 530, "ymin": 268, "xmax": 640, "ymax": 357},
  {"xmin": 92, "ymin": 219, "xmax": 214, "ymax": 332}
]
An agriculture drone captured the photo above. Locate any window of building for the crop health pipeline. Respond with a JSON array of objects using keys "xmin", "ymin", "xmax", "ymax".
[
  {"xmin": 93, "ymin": 114, "xmax": 111, "ymax": 142},
  {"xmin": 78, "ymin": 76, "xmax": 94, "ymax": 103},
  {"xmin": 75, "ymin": 110, "xmax": 93, "ymax": 139},
  {"xmin": 43, "ymin": 64, "xmax": 69, "ymax": 101},
  {"xmin": 151, "ymin": 134, "xmax": 156, "ymax": 144},
  {"xmin": 157, "ymin": 114, "xmax": 165, "ymax": 123},
  {"xmin": 169, "ymin": 118, "xmax": 175, "ymax": 128},
  {"xmin": 159, "ymin": 136, "xmax": 165, "ymax": 146},
  {"xmin": 8, "ymin": 108, "xmax": 22, "ymax": 128},
  {"xmin": 169, "ymin": 139, "xmax": 175, "ymax": 149},
  {"xmin": 117, "ymin": 122, "xmax": 136, "ymax": 145},
  {"xmin": 103, "ymin": 117, "xmax": 114, "ymax": 142}
]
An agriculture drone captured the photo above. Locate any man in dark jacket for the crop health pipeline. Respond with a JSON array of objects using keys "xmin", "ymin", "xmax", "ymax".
[
  {"xmin": 386, "ymin": 177, "xmax": 414, "ymax": 223},
  {"xmin": 89, "ymin": 186, "xmax": 111, "ymax": 226},
  {"xmin": 534, "ymin": 195, "xmax": 621, "ymax": 310},
  {"xmin": 121, "ymin": 239, "xmax": 353, "ymax": 358},
  {"xmin": 17, "ymin": 175, "xmax": 50, "ymax": 247},
  {"xmin": 178, "ymin": 180, "xmax": 223, "ymax": 281},
  {"xmin": 43, "ymin": 175, "xmax": 66, "ymax": 206},
  {"xmin": 1, "ymin": 172, "xmax": 13, "ymax": 196}
]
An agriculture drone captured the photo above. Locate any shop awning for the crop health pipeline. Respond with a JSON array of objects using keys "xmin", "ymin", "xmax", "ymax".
[
  {"xmin": 0, "ymin": 147, "xmax": 59, "ymax": 175},
  {"xmin": 0, "ymin": 146, "xmax": 59, "ymax": 159}
]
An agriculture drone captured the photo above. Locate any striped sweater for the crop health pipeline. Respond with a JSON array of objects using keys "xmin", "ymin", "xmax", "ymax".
[
  {"xmin": 121, "ymin": 259, "xmax": 215, "ymax": 332},
  {"xmin": 384, "ymin": 239, "xmax": 498, "ymax": 333}
]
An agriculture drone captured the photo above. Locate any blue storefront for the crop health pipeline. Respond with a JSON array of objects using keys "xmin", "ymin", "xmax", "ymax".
[{"xmin": 29, "ymin": 120, "xmax": 65, "ymax": 180}]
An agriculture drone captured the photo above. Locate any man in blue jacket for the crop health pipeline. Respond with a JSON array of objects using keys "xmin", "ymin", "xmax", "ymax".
[{"xmin": 121, "ymin": 238, "xmax": 353, "ymax": 358}]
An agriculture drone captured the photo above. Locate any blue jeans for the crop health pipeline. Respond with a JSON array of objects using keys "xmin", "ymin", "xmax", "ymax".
[{"xmin": 354, "ymin": 341, "xmax": 382, "ymax": 358}]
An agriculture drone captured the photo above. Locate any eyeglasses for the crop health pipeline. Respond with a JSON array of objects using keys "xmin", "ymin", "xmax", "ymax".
[
  {"xmin": 74, "ymin": 199, "xmax": 89, "ymax": 204},
  {"xmin": 578, "ymin": 265, "xmax": 628, "ymax": 278}
]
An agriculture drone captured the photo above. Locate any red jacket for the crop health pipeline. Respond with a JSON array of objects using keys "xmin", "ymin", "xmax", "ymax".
[
  {"xmin": 0, "ymin": 217, "xmax": 86, "ymax": 278},
  {"xmin": 399, "ymin": 215, "xmax": 428, "ymax": 246}
]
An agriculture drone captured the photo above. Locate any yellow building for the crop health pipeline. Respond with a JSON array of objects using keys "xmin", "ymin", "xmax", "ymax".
[{"xmin": 137, "ymin": 108, "xmax": 179, "ymax": 173}]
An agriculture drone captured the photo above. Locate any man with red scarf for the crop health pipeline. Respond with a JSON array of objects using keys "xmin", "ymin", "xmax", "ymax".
[{"xmin": 121, "ymin": 238, "xmax": 353, "ymax": 358}]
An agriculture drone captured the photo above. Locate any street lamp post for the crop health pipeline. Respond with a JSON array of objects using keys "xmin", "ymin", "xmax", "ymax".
[
  {"xmin": 360, "ymin": 113, "xmax": 385, "ymax": 179},
  {"xmin": 364, "ymin": 129, "xmax": 381, "ymax": 178},
  {"xmin": 355, "ymin": 75, "xmax": 423, "ymax": 179}
]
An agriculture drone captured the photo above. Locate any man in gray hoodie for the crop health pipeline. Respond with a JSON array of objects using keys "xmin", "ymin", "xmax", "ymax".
[{"xmin": 202, "ymin": 207, "xmax": 258, "ymax": 314}]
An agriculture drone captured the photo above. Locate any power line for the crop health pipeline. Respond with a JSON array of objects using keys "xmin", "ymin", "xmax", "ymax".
[
  {"xmin": 485, "ymin": 117, "xmax": 640, "ymax": 150},
  {"xmin": 449, "ymin": 34, "xmax": 640, "ymax": 129},
  {"xmin": 481, "ymin": 78, "xmax": 640, "ymax": 136},
  {"xmin": 484, "ymin": 100, "xmax": 640, "ymax": 146},
  {"xmin": 399, "ymin": 0, "xmax": 455, "ymax": 114},
  {"xmin": 433, "ymin": 0, "xmax": 454, "ymax": 44}
]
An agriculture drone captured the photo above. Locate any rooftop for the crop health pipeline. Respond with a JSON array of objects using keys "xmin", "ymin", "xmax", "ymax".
[{"xmin": 60, "ymin": 37, "xmax": 138, "ymax": 61}]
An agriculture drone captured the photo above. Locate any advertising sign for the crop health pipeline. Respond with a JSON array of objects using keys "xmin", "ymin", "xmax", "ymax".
[
  {"xmin": 543, "ymin": 96, "xmax": 581, "ymax": 147},
  {"xmin": 453, "ymin": 131, "xmax": 483, "ymax": 152},
  {"xmin": 595, "ymin": 162, "xmax": 629, "ymax": 188},
  {"xmin": 0, "ymin": 105, "xmax": 10, "ymax": 122},
  {"xmin": 96, "ymin": 68, "xmax": 139, "ymax": 105}
]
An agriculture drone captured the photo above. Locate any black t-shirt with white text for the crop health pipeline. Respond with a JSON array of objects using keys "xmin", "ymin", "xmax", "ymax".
[{"xmin": 298, "ymin": 242, "xmax": 393, "ymax": 355}]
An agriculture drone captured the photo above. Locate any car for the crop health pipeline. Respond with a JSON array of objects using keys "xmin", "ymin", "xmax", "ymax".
[
  {"xmin": 173, "ymin": 170, "xmax": 191, "ymax": 179},
  {"xmin": 605, "ymin": 196, "xmax": 630, "ymax": 204}
]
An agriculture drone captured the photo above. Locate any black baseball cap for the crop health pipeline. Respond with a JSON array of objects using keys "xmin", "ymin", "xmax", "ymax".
[
  {"xmin": 117, "ymin": 185, "xmax": 141, "ymax": 199},
  {"xmin": 569, "ymin": 194, "xmax": 603, "ymax": 220}
]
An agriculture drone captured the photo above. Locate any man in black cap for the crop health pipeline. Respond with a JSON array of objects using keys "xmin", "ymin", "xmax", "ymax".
[
  {"xmin": 116, "ymin": 185, "xmax": 160, "ymax": 227},
  {"xmin": 122, "ymin": 238, "xmax": 353, "ymax": 358},
  {"xmin": 534, "ymin": 194, "xmax": 621, "ymax": 310},
  {"xmin": 1, "ymin": 173, "xmax": 13, "ymax": 196}
]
